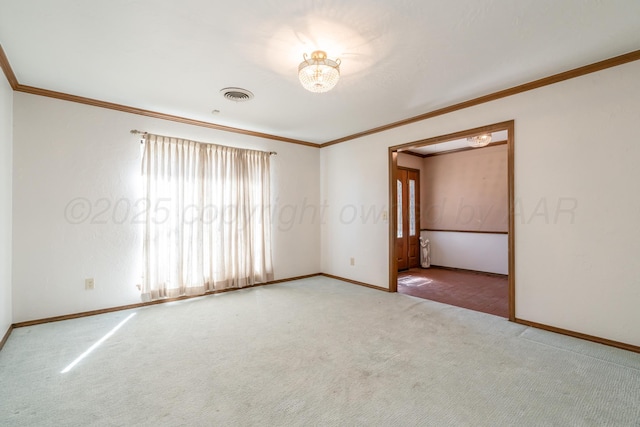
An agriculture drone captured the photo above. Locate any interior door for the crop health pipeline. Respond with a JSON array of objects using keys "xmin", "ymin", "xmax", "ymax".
[{"xmin": 396, "ymin": 167, "xmax": 420, "ymax": 270}]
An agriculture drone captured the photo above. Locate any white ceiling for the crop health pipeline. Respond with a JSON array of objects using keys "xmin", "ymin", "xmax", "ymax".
[
  {"xmin": 1, "ymin": 0, "xmax": 639, "ymax": 144},
  {"xmin": 403, "ymin": 130, "xmax": 509, "ymax": 155}
]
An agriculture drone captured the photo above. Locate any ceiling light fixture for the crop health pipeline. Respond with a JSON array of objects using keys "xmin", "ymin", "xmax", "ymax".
[
  {"xmin": 298, "ymin": 50, "xmax": 341, "ymax": 93},
  {"xmin": 467, "ymin": 133, "xmax": 492, "ymax": 148}
]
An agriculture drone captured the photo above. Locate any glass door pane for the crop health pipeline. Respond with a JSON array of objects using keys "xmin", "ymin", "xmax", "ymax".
[
  {"xmin": 409, "ymin": 179, "xmax": 416, "ymax": 236},
  {"xmin": 397, "ymin": 179, "xmax": 403, "ymax": 238}
]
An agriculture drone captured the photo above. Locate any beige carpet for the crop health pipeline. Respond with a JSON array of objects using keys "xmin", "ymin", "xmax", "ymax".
[{"xmin": 1, "ymin": 276, "xmax": 639, "ymax": 426}]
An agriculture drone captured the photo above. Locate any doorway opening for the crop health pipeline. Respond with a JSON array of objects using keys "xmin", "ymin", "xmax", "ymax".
[{"xmin": 388, "ymin": 121, "xmax": 515, "ymax": 321}]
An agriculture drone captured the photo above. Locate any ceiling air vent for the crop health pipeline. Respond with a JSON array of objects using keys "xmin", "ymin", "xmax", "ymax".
[{"xmin": 220, "ymin": 87, "xmax": 254, "ymax": 102}]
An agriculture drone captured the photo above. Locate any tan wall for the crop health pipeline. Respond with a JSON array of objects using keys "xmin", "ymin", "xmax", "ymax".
[{"xmin": 422, "ymin": 144, "xmax": 507, "ymax": 232}]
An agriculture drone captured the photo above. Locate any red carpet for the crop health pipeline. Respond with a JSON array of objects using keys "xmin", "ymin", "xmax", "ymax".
[{"xmin": 398, "ymin": 267, "xmax": 508, "ymax": 318}]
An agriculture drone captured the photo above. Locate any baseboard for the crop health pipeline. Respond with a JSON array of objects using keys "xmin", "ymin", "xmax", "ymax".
[
  {"xmin": 267, "ymin": 273, "xmax": 321, "ymax": 285},
  {"xmin": 320, "ymin": 273, "xmax": 391, "ymax": 292},
  {"xmin": 12, "ymin": 273, "xmax": 323, "ymax": 329},
  {"xmin": 515, "ymin": 318, "xmax": 640, "ymax": 354},
  {"xmin": 0, "ymin": 324, "xmax": 13, "ymax": 351},
  {"xmin": 427, "ymin": 264, "xmax": 508, "ymax": 278},
  {"xmin": 6, "ymin": 275, "xmax": 638, "ymax": 355}
]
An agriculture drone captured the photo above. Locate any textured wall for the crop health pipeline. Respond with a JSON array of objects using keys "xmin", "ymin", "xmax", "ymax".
[
  {"xmin": 12, "ymin": 93, "xmax": 321, "ymax": 322},
  {"xmin": 321, "ymin": 60, "xmax": 640, "ymax": 346},
  {"xmin": 0, "ymin": 74, "xmax": 12, "ymax": 335},
  {"xmin": 422, "ymin": 231, "xmax": 508, "ymax": 275},
  {"xmin": 422, "ymin": 145, "xmax": 508, "ymax": 232}
]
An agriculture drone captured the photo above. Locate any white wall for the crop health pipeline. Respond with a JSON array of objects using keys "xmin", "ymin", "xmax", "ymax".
[
  {"xmin": 0, "ymin": 75, "xmax": 12, "ymax": 336},
  {"xmin": 320, "ymin": 138, "xmax": 389, "ymax": 285},
  {"xmin": 422, "ymin": 231, "xmax": 508, "ymax": 275},
  {"xmin": 12, "ymin": 93, "xmax": 320, "ymax": 322},
  {"xmin": 321, "ymin": 60, "xmax": 640, "ymax": 346}
]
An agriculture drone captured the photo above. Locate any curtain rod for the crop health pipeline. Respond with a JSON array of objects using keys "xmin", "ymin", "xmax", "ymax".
[{"xmin": 130, "ymin": 130, "xmax": 277, "ymax": 155}]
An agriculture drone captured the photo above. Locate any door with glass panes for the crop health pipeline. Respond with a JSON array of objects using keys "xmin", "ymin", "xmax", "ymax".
[{"xmin": 396, "ymin": 167, "xmax": 420, "ymax": 270}]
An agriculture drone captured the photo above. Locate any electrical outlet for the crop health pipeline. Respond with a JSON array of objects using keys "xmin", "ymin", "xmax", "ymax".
[
  {"xmin": 350, "ymin": 257, "xmax": 355, "ymax": 266},
  {"xmin": 85, "ymin": 278, "xmax": 95, "ymax": 290}
]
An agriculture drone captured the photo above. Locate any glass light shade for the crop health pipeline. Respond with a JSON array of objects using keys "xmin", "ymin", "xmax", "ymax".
[
  {"xmin": 467, "ymin": 134, "xmax": 492, "ymax": 148},
  {"xmin": 298, "ymin": 50, "xmax": 341, "ymax": 93}
]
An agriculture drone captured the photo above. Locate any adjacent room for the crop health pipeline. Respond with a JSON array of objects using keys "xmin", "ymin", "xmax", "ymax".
[
  {"xmin": 1, "ymin": 1, "xmax": 639, "ymax": 425},
  {"xmin": 395, "ymin": 128, "xmax": 510, "ymax": 318}
]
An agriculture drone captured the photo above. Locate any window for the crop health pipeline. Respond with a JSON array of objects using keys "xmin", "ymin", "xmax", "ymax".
[{"xmin": 140, "ymin": 134, "xmax": 274, "ymax": 301}]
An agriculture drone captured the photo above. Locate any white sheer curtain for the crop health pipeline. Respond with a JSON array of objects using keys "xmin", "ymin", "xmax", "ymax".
[{"xmin": 141, "ymin": 134, "xmax": 273, "ymax": 301}]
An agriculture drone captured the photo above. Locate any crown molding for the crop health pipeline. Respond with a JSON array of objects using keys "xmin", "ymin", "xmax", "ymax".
[
  {"xmin": 13, "ymin": 84, "xmax": 318, "ymax": 147},
  {"xmin": 320, "ymin": 48, "xmax": 640, "ymax": 148},
  {"xmin": 0, "ymin": 44, "xmax": 317, "ymax": 147},
  {"xmin": 2, "ymin": 43, "xmax": 639, "ymax": 149},
  {"xmin": 402, "ymin": 140, "xmax": 507, "ymax": 158},
  {"xmin": 0, "ymin": 45, "xmax": 19, "ymax": 90}
]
